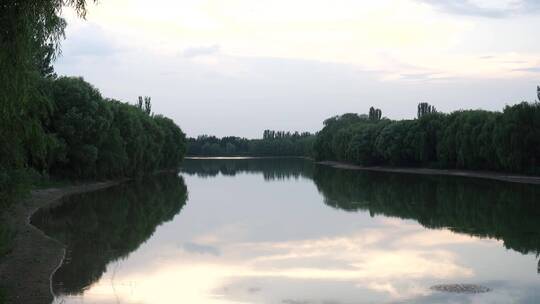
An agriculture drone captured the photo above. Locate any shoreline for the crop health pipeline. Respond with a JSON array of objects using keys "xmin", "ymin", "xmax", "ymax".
[
  {"xmin": 318, "ymin": 161, "xmax": 540, "ymax": 185},
  {"xmin": 185, "ymin": 156, "xmax": 311, "ymax": 160},
  {"xmin": 0, "ymin": 180, "xmax": 127, "ymax": 304},
  {"xmin": 0, "ymin": 160, "xmax": 537, "ymax": 303}
]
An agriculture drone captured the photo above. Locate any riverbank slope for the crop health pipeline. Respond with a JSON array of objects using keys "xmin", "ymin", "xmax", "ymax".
[
  {"xmin": 319, "ymin": 161, "xmax": 540, "ymax": 185},
  {"xmin": 0, "ymin": 180, "xmax": 126, "ymax": 304}
]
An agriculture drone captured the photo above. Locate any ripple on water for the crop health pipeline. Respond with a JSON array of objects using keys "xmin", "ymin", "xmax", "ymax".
[{"xmin": 430, "ymin": 284, "xmax": 491, "ymax": 294}]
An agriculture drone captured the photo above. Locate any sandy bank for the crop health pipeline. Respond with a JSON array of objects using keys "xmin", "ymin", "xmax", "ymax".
[
  {"xmin": 0, "ymin": 180, "xmax": 126, "ymax": 304},
  {"xmin": 318, "ymin": 161, "xmax": 540, "ymax": 185}
]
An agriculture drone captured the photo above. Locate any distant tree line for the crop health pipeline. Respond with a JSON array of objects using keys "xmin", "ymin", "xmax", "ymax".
[
  {"xmin": 314, "ymin": 100, "xmax": 540, "ymax": 174},
  {"xmin": 187, "ymin": 130, "xmax": 315, "ymax": 157}
]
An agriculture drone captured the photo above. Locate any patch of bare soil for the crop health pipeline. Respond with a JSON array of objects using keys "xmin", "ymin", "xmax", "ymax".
[{"xmin": 0, "ymin": 180, "xmax": 126, "ymax": 304}]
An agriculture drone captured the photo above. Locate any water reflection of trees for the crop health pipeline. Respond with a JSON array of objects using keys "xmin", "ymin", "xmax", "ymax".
[
  {"xmin": 31, "ymin": 159, "xmax": 540, "ymax": 296},
  {"xmin": 183, "ymin": 158, "xmax": 540, "ymax": 255},
  {"xmin": 312, "ymin": 166, "xmax": 540, "ymax": 255},
  {"xmin": 31, "ymin": 174, "xmax": 188, "ymax": 295},
  {"xmin": 181, "ymin": 158, "xmax": 314, "ymax": 181}
]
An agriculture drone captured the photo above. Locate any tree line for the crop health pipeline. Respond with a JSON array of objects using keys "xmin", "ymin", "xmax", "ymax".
[
  {"xmin": 187, "ymin": 130, "xmax": 315, "ymax": 157},
  {"xmin": 0, "ymin": 75, "xmax": 187, "ymax": 206},
  {"xmin": 314, "ymin": 100, "xmax": 540, "ymax": 175},
  {"xmin": 0, "ymin": 1, "xmax": 187, "ymax": 206},
  {"xmin": 45, "ymin": 77, "xmax": 187, "ymax": 179}
]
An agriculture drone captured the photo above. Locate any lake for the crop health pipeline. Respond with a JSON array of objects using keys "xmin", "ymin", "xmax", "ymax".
[{"xmin": 32, "ymin": 158, "xmax": 540, "ymax": 304}]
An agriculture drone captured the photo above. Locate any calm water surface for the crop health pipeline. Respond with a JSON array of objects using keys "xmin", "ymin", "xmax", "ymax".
[{"xmin": 32, "ymin": 158, "xmax": 540, "ymax": 303}]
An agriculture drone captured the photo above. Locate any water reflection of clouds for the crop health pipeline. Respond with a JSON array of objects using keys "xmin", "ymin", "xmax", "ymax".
[
  {"xmin": 51, "ymin": 161, "xmax": 540, "ymax": 304},
  {"xmin": 226, "ymin": 225, "xmax": 474, "ymax": 299},
  {"xmin": 65, "ymin": 223, "xmax": 486, "ymax": 304}
]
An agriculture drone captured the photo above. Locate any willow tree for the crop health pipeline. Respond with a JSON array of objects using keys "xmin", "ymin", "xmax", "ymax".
[{"xmin": 0, "ymin": 0, "xmax": 95, "ymax": 201}]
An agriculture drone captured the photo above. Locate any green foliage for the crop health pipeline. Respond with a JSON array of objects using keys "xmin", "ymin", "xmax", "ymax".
[
  {"xmin": 374, "ymin": 120, "xmax": 418, "ymax": 165},
  {"xmin": 137, "ymin": 96, "xmax": 152, "ymax": 115},
  {"xmin": 0, "ymin": 75, "xmax": 186, "ymax": 205},
  {"xmin": 493, "ymin": 103, "xmax": 540, "ymax": 172},
  {"xmin": 368, "ymin": 106, "xmax": 382, "ymax": 121},
  {"xmin": 0, "ymin": 170, "xmax": 31, "ymax": 208},
  {"xmin": 0, "ymin": 0, "xmax": 101, "ymax": 204},
  {"xmin": 187, "ymin": 130, "xmax": 315, "ymax": 157},
  {"xmin": 0, "ymin": 0, "xmax": 95, "ymax": 168},
  {"xmin": 0, "ymin": 167, "xmax": 56, "ymax": 206},
  {"xmin": 155, "ymin": 115, "xmax": 187, "ymax": 169},
  {"xmin": 417, "ymin": 102, "xmax": 437, "ymax": 118},
  {"xmin": 314, "ymin": 101, "xmax": 540, "ymax": 174},
  {"xmin": 0, "ymin": 218, "xmax": 15, "ymax": 302},
  {"xmin": 314, "ymin": 113, "xmax": 367, "ymax": 160},
  {"xmin": 0, "ymin": 225, "xmax": 14, "ymax": 259},
  {"xmin": 47, "ymin": 77, "xmax": 186, "ymax": 178},
  {"xmin": 348, "ymin": 122, "xmax": 388, "ymax": 165},
  {"xmin": 0, "ymin": 288, "xmax": 5, "ymax": 304},
  {"xmin": 49, "ymin": 77, "xmax": 110, "ymax": 176}
]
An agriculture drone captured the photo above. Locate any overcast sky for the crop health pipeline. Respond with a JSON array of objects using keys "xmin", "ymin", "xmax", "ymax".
[{"xmin": 56, "ymin": 0, "xmax": 540, "ymax": 138}]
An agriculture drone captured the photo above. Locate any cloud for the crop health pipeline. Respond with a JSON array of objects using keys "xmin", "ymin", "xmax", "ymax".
[
  {"xmin": 512, "ymin": 66, "xmax": 540, "ymax": 73},
  {"xmin": 61, "ymin": 23, "xmax": 120, "ymax": 58},
  {"xmin": 418, "ymin": 0, "xmax": 540, "ymax": 18},
  {"xmin": 183, "ymin": 44, "xmax": 220, "ymax": 58},
  {"xmin": 282, "ymin": 299, "xmax": 311, "ymax": 304},
  {"xmin": 182, "ymin": 242, "xmax": 221, "ymax": 256},
  {"xmin": 53, "ymin": 46, "xmax": 540, "ymax": 138},
  {"xmin": 398, "ymin": 72, "xmax": 445, "ymax": 81}
]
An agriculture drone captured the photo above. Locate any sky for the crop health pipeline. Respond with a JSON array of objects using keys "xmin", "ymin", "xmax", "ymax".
[{"xmin": 55, "ymin": 0, "xmax": 540, "ymax": 138}]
